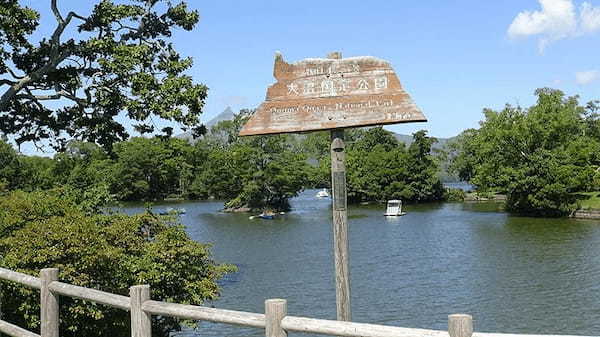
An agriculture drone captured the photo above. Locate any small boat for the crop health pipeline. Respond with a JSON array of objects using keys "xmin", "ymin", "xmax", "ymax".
[
  {"xmin": 384, "ymin": 200, "xmax": 406, "ymax": 216},
  {"xmin": 159, "ymin": 207, "xmax": 186, "ymax": 215},
  {"xmin": 251, "ymin": 210, "xmax": 276, "ymax": 220},
  {"xmin": 316, "ymin": 188, "xmax": 330, "ymax": 198}
]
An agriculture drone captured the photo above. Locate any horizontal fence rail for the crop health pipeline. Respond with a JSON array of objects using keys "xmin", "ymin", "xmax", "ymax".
[
  {"xmin": 0, "ymin": 320, "xmax": 41, "ymax": 337},
  {"xmin": 48, "ymin": 281, "xmax": 131, "ymax": 311},
  {"xmin": 142, "ymin": 300, "xmax": 266, "ymax": 328},
  {"xmin": 0, "ymin": 267, "xmax": 593, "ymax": 337}
]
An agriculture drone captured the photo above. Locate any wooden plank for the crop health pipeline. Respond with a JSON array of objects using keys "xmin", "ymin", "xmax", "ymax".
[
  {"xmin": 141, "ymin": 300, "xmax": 266, "ymax": 328},
  {"xmin": 330, "ymin": 129, "xmax": 351, "ymax": 322},
  {"xmin": 130, "ymin": 285, "xmax": 152, "ymax": 337},
  {"xmin": 239, "ymin": 52, "xmax": 426, "ymax": 136},
  {"xmin": 449, "ymin": 314, "xmax": 473, "ymax": 337},
  {"xmin": 0, "ymin": 268, "xmax": 41, "ymax": 289},
  {"xmin": 473, "ymin": 332, "xmax": 597, "ymax": 337},
  {"xmin": 282, "ymin": 316, "xmax": 448, "ymax": 337},
  {"xmin": 265, "ymin": 299, "xmax": 287, "ymax": 337},
  {"xmin": 0, "ymin": 320, "xmax": 41, "ymax": 337},
  {"xmin": 48, "ymin": 281, "xmax": 130, "ymax": 311},
  {"xmin": 40, "ymin": 269, "xmax": 59, "ymax": 337}
]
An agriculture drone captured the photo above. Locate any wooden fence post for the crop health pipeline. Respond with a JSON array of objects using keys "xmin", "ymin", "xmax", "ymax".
[
  {"xmin": 40, "ymin": 268, "xmax": 59, "ymax": 337},
  {"xmin": 265, "ymin": 299, "xmax": 287, "ymax": 337},
  {"xmin": 130, "ymin": 285, "xmax": 151, "ymax": 337},
  {"xmin": 448, "ymin": 314, "xmax": 473, "ymax": 337}
]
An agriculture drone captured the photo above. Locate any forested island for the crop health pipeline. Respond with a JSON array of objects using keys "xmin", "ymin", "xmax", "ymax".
[
  {"xmin": 2, "ymin": 88, "xmax": 599, "ymax": 217},
  {"xmin": 0, "ymin": 110, "xmax": 448, "ymax": 212}
]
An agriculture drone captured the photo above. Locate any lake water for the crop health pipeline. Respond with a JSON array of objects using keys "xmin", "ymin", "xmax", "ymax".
[{"xmin": 118, "ymin": 190, "xmax": 600, "ymax": 336}]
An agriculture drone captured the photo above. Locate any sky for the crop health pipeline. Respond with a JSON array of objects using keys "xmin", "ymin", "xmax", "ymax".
[{"xmin": 14, "ymin": 0, "xmax": 600, "ymax": 154}]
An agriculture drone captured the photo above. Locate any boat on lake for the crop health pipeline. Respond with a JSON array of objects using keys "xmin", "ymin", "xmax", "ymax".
[
  {"xmin": 384, "ymin": 200, "xmax": 406, "ymax": 216},
  {"xmin": 159, "ymin": 207, "xmax": 186, "ymax": 215},
  {"xmin": 316, "ymin": 188, "xmax": 330, "ymax": 198}
]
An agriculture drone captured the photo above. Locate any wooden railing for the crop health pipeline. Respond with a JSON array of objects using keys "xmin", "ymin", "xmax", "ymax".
[{"xmin": 0, "ymin": 267, "xmax": 590, "ymax": 337}]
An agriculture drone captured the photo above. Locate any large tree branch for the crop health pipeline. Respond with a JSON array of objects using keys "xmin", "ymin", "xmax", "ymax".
[
  {"xmin": 0, "ymin": 79, "xmax": 16, "ymax": 87},
  {"xmin": 0, "ymin": 48, "xmax": 73, "ymax": 110},
  {"xmin": 16, "ymin": 89, "xmax": 89, "ymax": 106},
  {"xmin": 0, "ymin": 0, "xmax": 89, "ymax": 112},
  {"xmin": 50, "ymin": 1, "xmax": 87, "ymax": 52},
  {"xmin": 50, "ymin": 0, "xmax": 63, "ymax": 23}
]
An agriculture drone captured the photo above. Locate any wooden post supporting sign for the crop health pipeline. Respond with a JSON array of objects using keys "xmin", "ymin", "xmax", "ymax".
[{"xmin": 330, "ymin": 129, "xmax": 351, "ymax": 321}]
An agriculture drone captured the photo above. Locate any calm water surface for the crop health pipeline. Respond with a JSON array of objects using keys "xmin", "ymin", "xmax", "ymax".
[{"xmin": 118, "ymin": 190, "xmax": 600, "ymax": 336}]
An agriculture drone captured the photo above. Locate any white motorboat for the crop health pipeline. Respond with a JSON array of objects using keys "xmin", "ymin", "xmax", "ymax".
[
  {"xmin": 384, "ymin": 200, "xmax": 406, "ymax": 216},
  {"xmin": 316, "ymin": 188, "xmax": 330, "ymax": 198}
]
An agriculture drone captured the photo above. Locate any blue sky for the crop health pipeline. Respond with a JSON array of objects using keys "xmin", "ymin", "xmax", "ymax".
[{"xmin": 16, "ymin": 0, "xmax": 600, "ymax": 154}]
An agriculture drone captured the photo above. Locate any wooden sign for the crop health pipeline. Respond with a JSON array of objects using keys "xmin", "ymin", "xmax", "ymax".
[{"xmin": 239, "ymin": 52, "xmax": 426, "ymax": 136}]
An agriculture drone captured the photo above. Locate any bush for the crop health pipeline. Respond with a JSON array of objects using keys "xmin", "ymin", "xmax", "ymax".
[
  {"xmin": 444, "ymin": 188, "xmax": 466, "ymax": 202},
  {"xmin": 0, "ymin": 189, "xmax": 234, "ymax": 337}
]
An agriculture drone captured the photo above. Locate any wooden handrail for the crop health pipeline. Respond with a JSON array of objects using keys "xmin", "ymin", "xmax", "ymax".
[
  {"xmin": 0, "ymin": 268, "xmax": 41, "ymax": 289},
  {"xmin": 0, "ymin": 266, "xmax": 593, "ymax": 337},
  {"xmin": 0, "ymin": 320, "xmax": 41, "ymax": 337},
  {"xmin": 48, "ymin": 281, "xmax": 131, "ymax": 311},
  {"xmin": 282, "ymin": 315, "xmax": 447, "ymax": 337},
  {"xmin": 142, "ymin": 300, "xmax": 266, "ymax": 328}
]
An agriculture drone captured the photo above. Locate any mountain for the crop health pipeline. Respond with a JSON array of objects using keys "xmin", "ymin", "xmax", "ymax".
[
  {"xmin": 391, "ymin": 132, "xmax": 455, "ymax": 150},
  {"xmin": 206, "ymin": 106, "xmax": 235, "ymax": 129},
  {"xmin": 176, "ymin": 106, "xmax": 235, "ymax": 142}
]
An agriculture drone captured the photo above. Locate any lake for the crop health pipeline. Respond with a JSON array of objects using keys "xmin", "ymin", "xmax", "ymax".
[{"xmin": 118, "ymin": 190, "xmax": 600, "ymax": 336}]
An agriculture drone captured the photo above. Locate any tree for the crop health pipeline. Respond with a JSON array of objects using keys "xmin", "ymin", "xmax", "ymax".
[
  {"xmin": 344, "ymin": 127, "xmax": 444, "ymax": 203},
  {"xmin": 190, "ymin": 112, "xmax": 310, "ymax": 212},
  {"xmin": 0, "ymin": 140, "xmax": 20, "ymax": 189},
  {"xmin": 109, "ymin": 137, "xmax": 194, "ymax": 201},
  {"xmin": 0, "ymin": 0, "xmax": 206, "ymax": 151},
  {"xmin": 449, "ymin": 88, "xmax": 600, "ymax": 216},
  {"xmin": 0, "ymin": 188, "xmax": 233, "ymax": 337}
]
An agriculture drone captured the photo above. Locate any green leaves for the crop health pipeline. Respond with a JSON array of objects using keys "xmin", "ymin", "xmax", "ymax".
[
  {"xmin": 450, "ymin": 88, "xmax": 600, "ymax": 216},
  {"xmin": 0, "ymin": 189, "xmax": 232, "ymax": 337},
  {"xmin": 343, "ymin": 128, "xmax": 444, "ymax": 203},
  {"xmin": 1, "ymin": 0, "xmax": 205, "ymax": 151}
]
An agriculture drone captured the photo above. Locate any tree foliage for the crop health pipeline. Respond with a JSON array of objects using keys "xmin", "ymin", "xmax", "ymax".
[
  {"xmin": 0, "ymin": 188, "xmax": 233, "ymax": 337},
  {"xmin": 190, "ymin": 111, "xmax": 310, "ymax": 211},
  {"xmin": 303, "ymin": 127, "xmax": 445, "ymax": 203},
  {"xmin": 0, "ymin": 0, "xmax": 206, "ymax": 151},
  {"xmin": 449, "ymin": 88, "xmax": 600, "ymax": 216}
]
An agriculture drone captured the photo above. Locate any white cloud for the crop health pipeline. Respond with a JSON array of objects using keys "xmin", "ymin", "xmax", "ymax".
[
  {"xmin": 581, "ymin": 2, "xmax": 600, "ymax": 32},
  {"xmin": 508, "ymin": 0, "xmax": 577, "ymax": 52},
  {"xmin": 575, "ymin": 70, "xmax": 600, "ymax": 85},
  {"xmin": 508, "ymin": 0, "xmax": 600, "ymax": 52}
]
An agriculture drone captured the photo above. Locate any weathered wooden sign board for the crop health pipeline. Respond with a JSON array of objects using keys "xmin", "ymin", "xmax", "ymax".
[{"xmin": 239, "ymin": 52, "xmax": 426, "ymax": 136}]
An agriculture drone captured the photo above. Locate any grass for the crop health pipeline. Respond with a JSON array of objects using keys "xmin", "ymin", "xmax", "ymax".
[{"xmin": 576, "ymin": 192, "xmax": 600, "ymax": 210}]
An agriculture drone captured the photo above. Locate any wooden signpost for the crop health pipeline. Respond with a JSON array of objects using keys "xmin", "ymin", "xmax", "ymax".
[{"xmin": 240, "ymin": 52, "xmax": 426, "ymax": 322}]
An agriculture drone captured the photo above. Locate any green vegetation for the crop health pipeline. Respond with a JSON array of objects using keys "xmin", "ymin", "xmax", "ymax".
[
  {"xmin": 0, "ymin": 117, "xmax": 448, "ymax": 210},
  {"xmin": 0, "ymin": 0, "xmax": 206, "ymax": 151},
  {"xmin": 449, "ymin": 88, "xmax": 600, "ymax": 216},
  {"xmin": 0, "ymin": 188, "xmax": 234, "ymax": 337},
  {"xmin": 305, "ymin": 127, "xmax": 446, "ymax": 203},
  {"xmin": 576, "ymin": 192, "xmax": 600, "ymax": 210},
  {"xmin": 0, "ymin": 110, "xmax": 311, "ymax": 212}
]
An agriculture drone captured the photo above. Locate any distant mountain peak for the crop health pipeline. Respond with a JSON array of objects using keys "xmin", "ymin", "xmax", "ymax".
[
  {"xmin": 207, "ymin": 106, "xmax": 235, "ymax": 128},
  {"xmin": 175, "ymin": 106, "xmax": 236, "ymax": 142}
]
